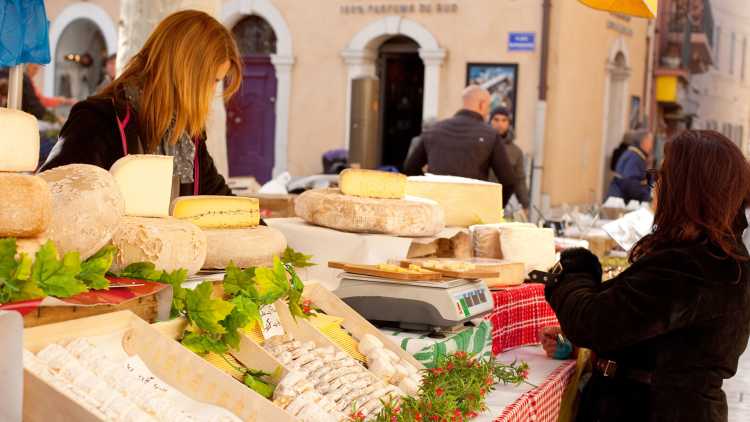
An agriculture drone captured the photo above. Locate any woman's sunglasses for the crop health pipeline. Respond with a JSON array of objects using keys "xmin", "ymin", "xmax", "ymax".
[{"xmin": 646, "ymin": 169, "xmax": 660, "ymax": 189}]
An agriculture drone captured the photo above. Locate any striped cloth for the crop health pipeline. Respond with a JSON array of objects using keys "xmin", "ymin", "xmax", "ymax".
[
  {"xmin": 380, "ymin": 320, "xmax": 493, "ymax": 368},
  {"xmin": 487, "ymin": 283, "xmax": 559, "ymax": 355},
  {"xmin": 494, "ymin": 359, "xmax": 577, "ymax": 422}
]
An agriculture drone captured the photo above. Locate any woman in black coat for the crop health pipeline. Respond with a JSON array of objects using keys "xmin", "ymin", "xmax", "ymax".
[
  {"xmin": 39, "ymin": 10, "xmax": 240, "ymax": 197},
  {"xmin": 546, "ymin": 130, "xmax": 750, "ymax": 422}
]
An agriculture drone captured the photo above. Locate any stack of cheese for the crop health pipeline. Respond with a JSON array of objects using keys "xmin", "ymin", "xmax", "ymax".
[
  {"xmin": 264, "ymin": 334, "xmax": 404, "ymax": 421},
  {"xmin": 357, "ymin": 334, "xmax": 422, "ymax": 396},
  {"xmin": 107, "ymin": 155, "xmax": 207, "ymax": 275},
  {"xmin": 295, "ymin": 169, "xmax": 445, "ymax": 237},
  {"xmin": 406, "ymin": 175, "xmax": 504, "ymax": 227},
  {"xmin": 472, "ymin": 223, "xmax": 557, "ymax": 274},
  {"xmin": 25, "ymin": 339, "xmax": 242, "ymax": 421},
  {"xmin": 171, "ymin": 196, "xmax": 287, "ymax": 269}
]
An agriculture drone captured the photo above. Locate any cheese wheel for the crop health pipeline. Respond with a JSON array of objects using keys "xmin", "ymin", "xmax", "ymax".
[
  {"xmin": 295, "ymin": 188, "xmax": 445, "ymax": 237},
  {"xmin": 171, "ymin": 195, "xmax": 260, "ymax": 228},
  {"xmin": 499, "ymin": 226, "xmax": 556, "ymax": 273},
  {"xmin": 406, "ymin": 175, "xmax": 504, "ymax": 227},
  {"xmin": 202, "ymin": 226, "xmax": 286, "ymax": 269},
  {"xmin": 0, "ymin": 108, "xmax": 40, "ymax": 172},
  {"xmin": 110, "ymin": 216, "xmax": 207, "ymax": 275},
  {"xmin": 339, "ymin": 169, "xmax": 406, "ymax": 199},
  {"xmin": 0, "ymin": 173, "xmax": 51, "ymax": 237},
  {"xmin": 110, "ymin": 154, "xmax": 173, "ymax": 217},
  {"xmin": 39, "ymin": 164, "xmax": 125, "ymax": 259}
]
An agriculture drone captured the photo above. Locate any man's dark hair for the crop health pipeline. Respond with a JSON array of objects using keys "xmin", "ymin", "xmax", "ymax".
[{"xmin": 489, "ymin": 106, "xmax": 511, "ymax": 122}]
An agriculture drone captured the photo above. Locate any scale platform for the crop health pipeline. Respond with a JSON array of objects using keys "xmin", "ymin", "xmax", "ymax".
[{"xmin": 334, "ymin": 273, "xmax": 494, "ymax": 331}]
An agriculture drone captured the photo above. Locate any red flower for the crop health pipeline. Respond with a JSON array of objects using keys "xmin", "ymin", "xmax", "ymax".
[
  {"xmin": 485, "ymin": 376, "xmax": 494, "ymax": 386},
  {"xmin": 430, "ymin": 416, "xmax": 439, "ymax": 421},
  {"xmin": 436, "ymin": 387, "xmax": 445, "ymax": 397},
  {"xmin": 467, "ymin": 411, "xmax": 479, "ymax": 418},
  {"xmin": 479, "ymin": 388, "xmax": 486, "ymax": 396},
  {"xmin": 415, "ymin": 413, "xmax": 423, "ymax": 421},
  {"xmin": 454, "ymin": 351, "xmax": 467, "ymax": 359},
  {"xmin": 391, "ymin": 417, "xmax": 398, "ymax": 422},
  {"xmin": 520, "ymin": 369, "xmax": 529, "ymax": 379},
  {"xmin": 446, "ymin": 362, "xmax": 454, "ymax": 371}
]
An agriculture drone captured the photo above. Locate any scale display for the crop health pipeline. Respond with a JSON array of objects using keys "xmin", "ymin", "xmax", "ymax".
[{"xmin": 452, "ymin": 288, "xmax": 489, "ymax": 317}]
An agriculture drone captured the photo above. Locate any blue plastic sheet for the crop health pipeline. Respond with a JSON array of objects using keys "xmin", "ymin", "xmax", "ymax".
[{"xmin": 0, "ymin": 0, "xmax": 50, "ymax": 67}]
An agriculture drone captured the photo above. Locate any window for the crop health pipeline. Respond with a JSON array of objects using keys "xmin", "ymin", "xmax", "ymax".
[
  {"xmin": 715, "ymin": 26, "xmax": 722, "ymax": 69},
  {"xmin": 730, "ymin": 32, "xmax": 736, "ymax": 75},
  {"xmin": 743, "ymin": 37, "xmax": 748, "ymax": 81}
]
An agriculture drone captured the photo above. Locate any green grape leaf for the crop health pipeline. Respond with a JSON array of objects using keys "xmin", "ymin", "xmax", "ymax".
[
  {"xmin": 280, "ymin": 247, "xmax": 315, "ymax": 268},
  {"xmin": 116, "ymin": 262, "xmax": 164, "ymax": 281},
  {"xmin": 185, "ymin": 281, "xmax": 234, "ymax": 334},
  {"xmin": 254, "ymin": 257, "xmax": 289, "ymax": 304},
  {"xmin": 32, "ymin": 242, "xmax": 87, "ymax": 298},
  {"xmin": 160, "ymin": 269, "xmax": 188, "ymax": 315},
  {"xmin": 78, "ymin": 246, "xmax": 117, "ymax": 290},
  {"xmin": 223, "ymin": 262, "xmax": 257, "ymax": 298},
  {"xmin": 181, "ymin": 331, "xmax": 228, "ymax": 355},
  {"xmin": 221, "ymin": 296, "xmax": 260, "ymax": 350},
  {"xmin": 243, "ymin": 374, "xmax": 275, "ymax": 399}
]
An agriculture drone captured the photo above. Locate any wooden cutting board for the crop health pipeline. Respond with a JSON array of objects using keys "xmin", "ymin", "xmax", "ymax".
[
  {"xmin": 399, "ymin": 260, "xmax": 500, "ymax": 280},
  {"xmin": 328, "ymin": 261, "xmax": 442, "ymax": 281}
]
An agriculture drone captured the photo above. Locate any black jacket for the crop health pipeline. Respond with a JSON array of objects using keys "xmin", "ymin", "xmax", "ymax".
[
  {"xmin": 546, "ymin": 242, "xmax": 750, "ymax": 422},
  {"xmin": 38, "ymin": 95, "xmax": 232, "ymax": 197},
  {"xmin": 500, "ymin": 128, "xmax": 530, "ymax": 208},
  {"xmin": 404, "ymin": 110, "xmax": 515, "ymax": 204}
]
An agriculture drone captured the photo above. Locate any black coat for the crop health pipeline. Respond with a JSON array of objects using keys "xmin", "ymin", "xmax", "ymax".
[
  {"xmin": 403, "ymin": 110, "xmax": 515, "ymax": 204},
  {"xmin": 546, "ymin": 242, "xmax": 750, "ymax": 422},
  {"xmin": 38, "ymin": 95, "xmax": 232, "ymax": 197}
]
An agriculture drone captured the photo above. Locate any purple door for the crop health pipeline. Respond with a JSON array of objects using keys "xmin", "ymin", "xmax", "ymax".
[{"xmin": 226, "ymin": 56, "xmax": 277, "ymax": 182}]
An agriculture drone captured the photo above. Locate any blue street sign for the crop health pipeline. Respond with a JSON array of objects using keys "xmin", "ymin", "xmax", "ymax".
[{"xmin": 508, "ymin": 32, "xmax": 536, "ymax": 52}]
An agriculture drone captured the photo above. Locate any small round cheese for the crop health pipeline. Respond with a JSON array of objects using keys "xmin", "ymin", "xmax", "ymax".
[
  {"xmin": 358, "ymin": 334, "xmax": 384, "ymax": 356},
  {"xmin": 368, "ymin": 357, "xmax": 396, "ymax": 381},
  {"xmin": 202, "ymin": 226, "xmax": 287, "ymax": 269},
  {"xmin": 0, "ymin": 173, "xmax": 52, "ymax": 237},
  {"xmin": 398, "ymin": 377, "xmax": 419, "ymax": 396}
]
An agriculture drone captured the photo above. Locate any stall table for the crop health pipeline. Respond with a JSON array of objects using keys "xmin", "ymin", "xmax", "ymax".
[{"xmin": 488, "ymin": 283, "xmax": 559, "ymax": 355}]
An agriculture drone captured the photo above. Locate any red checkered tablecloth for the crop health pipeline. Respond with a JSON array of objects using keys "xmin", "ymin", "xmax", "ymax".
[
  {"xmin": 494, "ymin": 359, "xmax": 577, "ymax": 422},
  {"xmin": 486, "ymin": 283, "xmax": 559, "ymax": 355}
]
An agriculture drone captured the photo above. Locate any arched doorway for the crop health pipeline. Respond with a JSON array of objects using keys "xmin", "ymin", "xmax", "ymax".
[
  {"xmin": 377, "ymin": 36, "xmax": 424, "ymax": 169},
  {"xmin": 227, "ymin": 15, "xmax": 278, "ymax": 182},
  {"xmin": 54, "ymin": 19, "xmax": 107, "ymax": 100}
]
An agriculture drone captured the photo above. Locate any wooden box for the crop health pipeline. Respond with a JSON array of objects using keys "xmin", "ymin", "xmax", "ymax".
[
  {"xmin": 22, "ymin": 293, "xmax": 159, "ymax": 328},
  {"xmin": 23, "ymin": 311, "xmax": 295, "ymax": 422}
]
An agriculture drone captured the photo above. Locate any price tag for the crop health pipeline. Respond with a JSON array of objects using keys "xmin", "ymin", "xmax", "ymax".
[{"xmin": 260, "ymin": 305, "xmax": 285, "ymax": 339}]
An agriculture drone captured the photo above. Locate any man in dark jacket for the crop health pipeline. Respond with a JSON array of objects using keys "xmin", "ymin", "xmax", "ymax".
[
  {"xmin": 605, "ymin": 130, "xmax": 653, "ymax": 203},
  {"xmin": 490, "ymin": 107, "xmax": 530, "ymax": 210},
  {"xmin": 403, "ymin": 86, "xmax": 515, "ymax": 203}
]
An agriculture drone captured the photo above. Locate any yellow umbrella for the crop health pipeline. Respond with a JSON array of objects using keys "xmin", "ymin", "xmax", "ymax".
[{"xmin": 578, "ymin": 0, "xmax": 658, "ymax": 18}]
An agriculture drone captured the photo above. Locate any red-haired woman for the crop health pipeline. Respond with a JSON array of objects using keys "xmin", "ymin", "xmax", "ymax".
[{"xmin": 545, "ymin": 130, "xmax": 750, "ymax": 422}]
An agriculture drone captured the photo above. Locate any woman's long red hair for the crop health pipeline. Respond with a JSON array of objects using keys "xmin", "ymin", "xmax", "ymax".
[{"xmin": 630, "ymin": 130, "xmax": 750, "ymax": 262}]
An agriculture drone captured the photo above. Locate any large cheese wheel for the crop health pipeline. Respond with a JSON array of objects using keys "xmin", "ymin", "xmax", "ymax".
[
  {"xmin": 0, "ymin": 108, "xmax": 39, "ymax": 172},
  {"xmin": 202, "ymin": 226, "xmax": 287, "ymax": 269},
  {"xmin": 110, "ymin": 217, "xmax": 207, "ymax": 275},
  {"xmin": 406, "ymin": 175, "xmax": 503, "ymax": 227},
  {"xmin": 39, "ymin": 164, "xmax": 125, "ymax": 259},
  {"xmin": 295, "ymin": 188, "xmax": 445, "ymax": 237},
  {"xmin": 0, "ymin": 173, "xmax": 52, "ymax": 237}
]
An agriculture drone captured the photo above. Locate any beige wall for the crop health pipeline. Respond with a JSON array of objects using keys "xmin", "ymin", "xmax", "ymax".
[
  {"xmin": 45, "ymin": 0, "xmax": 120, "ymax": 23},
  {"xmin": 543, "ymin": 1, "xmax": 648, "ymax": 206}
]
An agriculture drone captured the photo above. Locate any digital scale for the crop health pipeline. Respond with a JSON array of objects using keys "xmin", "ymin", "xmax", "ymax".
[{"xmin": 333, "ymin": 274, "xmax": 494, "ymax": 331}]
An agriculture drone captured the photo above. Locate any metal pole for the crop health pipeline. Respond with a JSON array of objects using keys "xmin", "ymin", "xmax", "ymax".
[{"xmin": 7, "ymin": 64, "xmax": 23, "ymax": 110}]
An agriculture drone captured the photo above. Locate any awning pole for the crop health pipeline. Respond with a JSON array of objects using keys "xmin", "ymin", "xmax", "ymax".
[{"xmin": 7, "ymin": 64, "xmax": 24, "ymax": 110}]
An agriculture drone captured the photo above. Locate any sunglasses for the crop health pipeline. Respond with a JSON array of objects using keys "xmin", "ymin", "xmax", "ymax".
[{"xmin": 646, "ymin": 168, "xmax": 660, "ymax": 189}]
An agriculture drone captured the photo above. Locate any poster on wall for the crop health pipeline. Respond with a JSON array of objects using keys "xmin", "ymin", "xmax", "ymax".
[
  {"xmin": 466, "ymin": 63, "xmax": 519, "ymax": 122},
  {"xmin": 629, "ymin": 96, "xmax": 642, "ymax": 129}
]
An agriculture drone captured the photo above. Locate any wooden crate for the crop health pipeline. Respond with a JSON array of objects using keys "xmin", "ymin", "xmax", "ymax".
[
  {"xmin": 22, "ymin": 293, "xmax": 159, "ymax": 328},
  {"xmin": 23, "ymin": 311, "xmax": 295, "ymax": 422}
]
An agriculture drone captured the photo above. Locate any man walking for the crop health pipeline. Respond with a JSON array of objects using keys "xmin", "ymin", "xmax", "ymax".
[
  {"xmin": 404, "ymin": 85, "xmax": 515, "ymax": 203},
  {"xmin": 490, "ymin": 107, "xmax": 530, "ymax": 211}
]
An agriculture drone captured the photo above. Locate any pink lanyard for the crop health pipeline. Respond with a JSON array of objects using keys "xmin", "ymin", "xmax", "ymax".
[{"xmin": 115, "ymin": 105, "xmax": 200, "ymax": 195}]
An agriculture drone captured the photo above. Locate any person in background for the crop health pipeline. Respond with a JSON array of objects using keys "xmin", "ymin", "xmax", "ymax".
[
  {"xmin": 605, "ymin": 129, "xmax": 653, "ymax": 203},
  {"xmin": 403, "ymin": 85, "xmax": 515, "ymax": 204},
  {"xmin": 490, "ymin": 107, "xmax": 530, "ymax": 211},
  {"xmin": 546, "ymin": 130, "xmax": 750, "ymax": 422},
  {"xmin": 25, "ymin": 64, "xmax": 76, "ymax": 109},
  {"xmin": 406, "ymin": 117, "xmax": 438, "ymax": 164},
  {"xmin": 97, "ymin": 54, "xmax": 117, "ymax": 93},
  {"xmin": 39, "ymin": 10, "xmax": 240, "ymax": 197}
]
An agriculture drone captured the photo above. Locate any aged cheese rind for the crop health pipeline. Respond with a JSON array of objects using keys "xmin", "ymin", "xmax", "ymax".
[
  {"xmin": 171, "ymin": 195, "xmax": 260, "ymax": 228},
  {"xmin": 110, "ymin": 216, "xmax": 207, "ymax": 275},
  {"xmin": 0, "ymin": 108, "xmax": 40, "ymax": 171},
  {"xmin": 499, "ymin": 226, "xmax": 556, "ymax": 273},
  {"xmin": 295, "ymin": 188, "xmax": 445, "ymax": 237},
  {"xmin": 339, "ymin": 169, "xmax": 407, "ymax": 199},
  {"xmin": 39, "ymin": 164, "xmax": 125, "ymax": 259},
  {"xmin": 110, "ymin": 154, "xmax": 173, "ymax": 217},
  {"xmin": 0, "ymin": 173, "xmax": 52, "ymax": 237},
  {"xmin": 202, "ymin": 226, "xmax": 287, "ymax": 269},
  {"xmin": 406, "ymin": 175, "xmax": 503, "ymax": 227}
]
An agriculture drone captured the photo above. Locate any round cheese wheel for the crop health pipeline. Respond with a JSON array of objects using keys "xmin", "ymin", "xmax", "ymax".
[
  {"xmin": 295, "ymin": 189, "xmax": 445, "ymax": 237},
  {"xmin": 110, "ymin": 216, "xmax": 207, "ymax": 275},
  {"xmin": 0, "ymin": 173, "xmax": 52, "ymax": 237},
  {"xmin": 202, "ymin": 226, "xmax": 287, "ymax": 269},
  {"xmin": 39, "ymin": 164, "xmax": 125, "ymax": 259}
]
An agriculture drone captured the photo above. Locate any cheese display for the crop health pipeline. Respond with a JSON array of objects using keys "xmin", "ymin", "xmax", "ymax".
[
  {"xmin": 25, "ymin": 339, "xmax": 242, "ymax": 421},
  {"xmin": 471, "ymin": 223, "xmax": 537, "ymax": 258},
  {"xmin": 0, "ymin": 173, "xmax": 51, "ymax": 237},
  {"xmin": 110, "ymin": 216, "xmax": 207, "ymax": 275},
  {"xmin": 406, "ymin": 175, "xmax": 504, "ymax": 227},
  {"xmin": 39, "ymin": 164, "xmax": 125, "ymax": 259},
  {"xmin": 264, "ymin": 334, "xmax": 404, "ymax": 421},
  {"xmin": 172, "ymin": 196, "xmax": 260, "ymax": 228},
  {"xmin": 0, "ymin": 108, "xmax": 40, "ymax": 172},
  {"xmin": 498, "ymin": 226, "xmax": 557, "ymax": 273},
  {"xmin": 356, "ymin": 334, "xmax": 422, "ymax": 396},
  {"xmin": 339, "ymin": 169, "xmax": 407, "ymax": 199},
  {"xmin": 110, "ymin": 154, "xmax": 174, "ymax": 217},
  {"xmin": 295, "ymin": 188, "xmax": 445, "ymax": 237},
  {"xmin": 202, "ymin": 226, "xmax": 286, "ymax": 269}
]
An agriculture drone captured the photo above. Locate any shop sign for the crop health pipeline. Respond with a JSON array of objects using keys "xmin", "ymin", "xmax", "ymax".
[
  {"xmin": 340, "ymin": 3, "xmax": 459, "ymax": 14},
  {"xmin": 508, "ymin": 32, "xmax": 536, "ymax": 52},
  {"xmin": 607, "ymin": 20, "xmax": 634, "ymax": 37}
]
